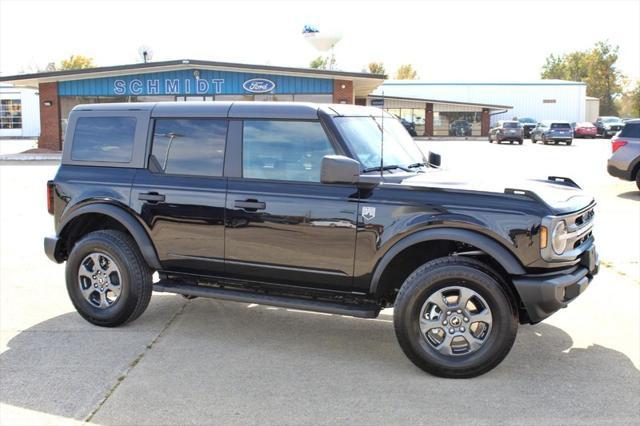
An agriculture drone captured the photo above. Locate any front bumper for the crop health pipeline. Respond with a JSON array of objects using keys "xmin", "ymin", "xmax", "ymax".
[
  {"xmin": 44, "ymin": 235, "xmax": 63, "ymax": 263},
  {"xmin": 513, "ymin": 244, "xmax": 599, "ymax": 323}
]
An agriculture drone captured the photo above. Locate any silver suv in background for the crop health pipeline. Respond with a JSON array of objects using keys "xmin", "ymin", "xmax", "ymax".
[
  {"xmin": 488, "ymin": 120, "xmax": 524, "ymax": 144},
  {"xmin": 595, "ymin": 116, "xmax": 625, "ymax": 138},
  {"xmin": 531, "ymin": 121, "xmax": 573, "ymax": 145},
  {"xmin": 607, "ymin": 119, "xmax": 640, "ymax": 189}
]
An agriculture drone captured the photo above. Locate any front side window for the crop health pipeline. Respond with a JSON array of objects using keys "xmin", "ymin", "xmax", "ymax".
[
  {"xmin": 71, "ymin": 116, "xmax": 136, "ymax": 162},
  {"xmin": 0, "ymin": 99, "xmax": 22, "ymax": 129},
  {"xmin": 151, "ymin": 119, "xmax": 227, "ymax": 177},
  {"xmin": 242, "ymin": 120, "xmax": 335, "ymax": 182}
]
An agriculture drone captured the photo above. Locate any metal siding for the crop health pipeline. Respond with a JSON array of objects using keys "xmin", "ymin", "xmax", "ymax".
[
  {"xmin": 58, "ymin": 69, "xmax": 333, "ymax": 96},
  {"xmin": 376, "ymin": 82, "xmax": 587, "ymax": 123}
]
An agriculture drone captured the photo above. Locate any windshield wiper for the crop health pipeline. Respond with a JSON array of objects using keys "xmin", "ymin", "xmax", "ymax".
[
  {"xmin": 408, "ymin": 162, "xmax": 428, "ymax": 169},
  {"xmin": 362, "ymin": 164, "xmax": 412, "ymax": 173}
]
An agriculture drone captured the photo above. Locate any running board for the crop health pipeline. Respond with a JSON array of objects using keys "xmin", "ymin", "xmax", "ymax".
[{"xmin": 154, "ymin": 281, "xmax": 380, "ymax": 319}]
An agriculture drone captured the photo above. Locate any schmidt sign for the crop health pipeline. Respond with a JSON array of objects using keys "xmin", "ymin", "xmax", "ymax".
[
  {"xmin": 111, "ymin": 76, "xmax": 276, "ymax": 96},
  {"xmin": 57, "ymin": 70, "xmax": 332, "ymax": 97}
]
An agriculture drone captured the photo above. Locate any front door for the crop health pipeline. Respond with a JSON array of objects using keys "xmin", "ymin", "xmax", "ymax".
[
  {"xmin": 224, "ymin": 119, "xmax": 358, "ymax": 290},
  {"xmin": 131, "ymin": 118, "xmax": 228, "ymax": 275}
]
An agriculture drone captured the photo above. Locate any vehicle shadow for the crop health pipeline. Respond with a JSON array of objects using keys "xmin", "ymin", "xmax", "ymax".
[
  {"xmin": 618, "ymin": 190, "xmax": 640, "ymax": 201},
  {"xmin": 1, "ymin": 298, "xmax": 639, "ymax": 424}
]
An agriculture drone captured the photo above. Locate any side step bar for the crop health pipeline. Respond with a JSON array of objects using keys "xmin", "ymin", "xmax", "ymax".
[{"xmin": 154, "ymin": 281, "xmax": 380, "ymax": 319}]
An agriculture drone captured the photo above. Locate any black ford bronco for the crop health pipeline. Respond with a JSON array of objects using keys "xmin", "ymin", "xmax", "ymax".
[{"xmin": 45, "ymin": 102, "xmax": 599, "ymax": 378}]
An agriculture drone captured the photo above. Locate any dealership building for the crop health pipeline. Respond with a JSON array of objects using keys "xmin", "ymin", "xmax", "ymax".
[{"xmin": 1, "ymin": 58, "xmax": 590, "ymax": 149}]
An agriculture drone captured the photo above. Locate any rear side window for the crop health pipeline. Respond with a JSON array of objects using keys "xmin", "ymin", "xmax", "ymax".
[
  {"xmin": 620, "ymin": 123, "xmax": 640, "ymax": 138},
  {"xmin": 71, "ymin": 117, "xmax": 136, "ymax": 162},
  {"xmin": 551, "ymin": 123, "xmax": 571, "ymax": 129},
  {"xmin": 150, "ymin": 119, "xmax": 227, "ymax": 177},
  {"xmin": 242, "ymin": 120, "xmax": 335, "ymax": 182}
]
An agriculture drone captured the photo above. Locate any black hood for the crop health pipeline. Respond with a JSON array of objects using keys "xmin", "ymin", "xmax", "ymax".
[{"xmin": 397, "ymin": 170, "xmax": 594, "ymax": 215}]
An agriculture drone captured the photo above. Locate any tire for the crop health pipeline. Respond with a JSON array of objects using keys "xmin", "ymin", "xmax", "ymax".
[
  {"xmin": 488, "ymin": 135, "xmax": 492, "ymax": 143},
  {"xmin": 566, "ymin": 140, "xmax": 572, "ymax": 145},
  {"xmin": 65, "ymin": 230, "xmax": 153, "ymax": 327},
  {"xmin": 517, "ymin": 139, "xmax": 523, "ymax": 145},
  {"xmin": 531, "ymin": 134, "xmax": 537, "ymax": 143},
  {"xmin": 393, "ymin": 256, "xmax": 518, "ymax": 378},
  {"xmin": 636, "ymin": 173, "xmax": 640, "ymax": 190}
]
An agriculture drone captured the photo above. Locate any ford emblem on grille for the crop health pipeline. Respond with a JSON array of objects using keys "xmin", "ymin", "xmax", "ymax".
[{"xmin": 243, "ymin": 78, "xmax": 276, "ymax": 93}]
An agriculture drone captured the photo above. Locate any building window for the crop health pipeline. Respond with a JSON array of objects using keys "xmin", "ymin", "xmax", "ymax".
[
  {"xmin": 1, "ymin": 99, "xmax": 22, "ymax": 129},
  {"xmin": 151, "ymin": 119, "xmax": 227, "ymax": 177}
]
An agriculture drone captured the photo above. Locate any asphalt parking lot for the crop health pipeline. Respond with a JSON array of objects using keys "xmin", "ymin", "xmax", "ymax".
[{"xmin": 1, "ymin": 138, "xmax": 638, "ymax": 425}]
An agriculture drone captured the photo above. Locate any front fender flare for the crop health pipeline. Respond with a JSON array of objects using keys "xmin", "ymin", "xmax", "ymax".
[
  {"xmin": 58, "ymin": 203, "xmax": 161, "ymax": 270},
  {"xmin": 369, "ymin": 228, "xmax": 526, "ymax": 295}
]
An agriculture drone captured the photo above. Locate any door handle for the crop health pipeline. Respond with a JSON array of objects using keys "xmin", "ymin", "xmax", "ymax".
[
  {"xmin": 138, "ymin": 192, "xmax": 165, "ymax": 203},
  {"xmin": 234, "ymin": 200, "xmax": 266, "ymax": 211}
]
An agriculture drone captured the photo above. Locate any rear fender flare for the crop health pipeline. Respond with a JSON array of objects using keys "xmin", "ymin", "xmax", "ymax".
[{"xmin": 58, "ymin": 203, "xmax": 161, "ymax": 270}]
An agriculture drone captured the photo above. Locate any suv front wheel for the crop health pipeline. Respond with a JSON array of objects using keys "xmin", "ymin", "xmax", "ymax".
[
  {"xmin": 66, "ymin": 230, "xmax": 153, "ymax": 327},
  {"xmin": 393, "ymin": 257, "xmax": 518, "ymax": 378}
]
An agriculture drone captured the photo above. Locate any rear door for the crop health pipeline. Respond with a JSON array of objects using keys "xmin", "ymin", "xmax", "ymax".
[
  {"xmin": 224, "ymin": 119, "xmax": 359, "ymax": 290},
  {"xmin": 131, "ymin": 117, "xmax": 228, "ymax": 275}
]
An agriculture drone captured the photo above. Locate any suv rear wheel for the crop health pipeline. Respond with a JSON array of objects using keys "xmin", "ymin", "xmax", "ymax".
[
  {"xmin": 66, "ymin": 230, "xmax": 153, "ymax": 327},
  {"xmin": 393, "ymin": 256, "xmax": 518, "ymax": 378}
]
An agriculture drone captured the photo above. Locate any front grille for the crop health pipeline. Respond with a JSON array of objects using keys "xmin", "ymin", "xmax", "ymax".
[
  {"xmin": 574, "ymin": 208, "xmax": 595, "ymax": 227},
  {"xmin": 611, "ymin": 125, "xmax": 622, "ymax": 131}
]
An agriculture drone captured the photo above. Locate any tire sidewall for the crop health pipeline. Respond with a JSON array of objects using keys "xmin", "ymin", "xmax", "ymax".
[
  {"xmin": 66, "ymin": 235, "xmax": 137, "ymax": 323},
  {"xmin": 395, "ymin": 263, "xmax": 516, "ymax": 375}
]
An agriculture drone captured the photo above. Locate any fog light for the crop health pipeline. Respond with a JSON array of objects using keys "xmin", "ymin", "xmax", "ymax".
[{"xmin": 551, "ymin": 221, "xmax": 568, "ymax": 254}]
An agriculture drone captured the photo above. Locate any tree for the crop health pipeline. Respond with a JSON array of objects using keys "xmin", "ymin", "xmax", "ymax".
[
  {"xmin": 59, "ymin": 55, "xmax": 95, "ymax": 70},
  {"xmin": 309, "ymin": 56, "xmax": 328, "ymax": 69},
  {"xmin": 617, "ymin": 81, "xmax": 640, "ymax": 118},
  {"xmin": 366, "ymin": 62, "xmax": 386, "ymax": 75},
  {"xmin": 540, "ymin": 41, "xmax": 624, "ymax": 115},
  {"xmin": 396, "ymin": 64, "xmax": 418, "ymax": 80}
]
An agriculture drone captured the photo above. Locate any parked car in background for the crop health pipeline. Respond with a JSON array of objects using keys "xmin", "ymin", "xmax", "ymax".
[
  {"xmin": 607, "ymin": 119, "xmax": 640, "ymax": 189},
  {"xmin": 595, "ymin": 116, "xmax": 625, "ymax": 138},
  {"xmin": 517, "ymin": 117, "xmax": 537, "ymax": 138},
  {"xmin": 449, "ymin": 119, "xmax": 472, "ymax": 136},
  {"xmin": 488, "ymin": 121, "xmax": 523, "ymax": 144},
  {"xmin": 400, "ymin": 118, "xmax": 418, "ymax": 136},
  {"xmin": 571, "ymin": 122, "xmax": 597, "ymax": 138},
  {"xmin": 531, "ymin": 121, "xmax": 573, "ymax": 145}
]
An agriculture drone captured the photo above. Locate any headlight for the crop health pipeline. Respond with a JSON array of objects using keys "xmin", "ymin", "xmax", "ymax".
[
  {"xmin": 551, "ymin": 220, "xmax": 568, "ymax": 254},
  {"xmin": 604, "ymin": 124, "xmax": 611, "ymax": 129}
]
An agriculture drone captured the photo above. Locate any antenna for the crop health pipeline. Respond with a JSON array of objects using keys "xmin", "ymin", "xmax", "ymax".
[
  {"xmin": 138, "ymin": 45, "xmax": 154, "ymax": 63},
  {"xmin": 380, "ymin": 90, "xmax": 384, "ymax": 179}
]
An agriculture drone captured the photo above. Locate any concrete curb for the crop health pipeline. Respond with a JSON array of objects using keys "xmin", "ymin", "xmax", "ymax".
[{"xmin": 0, "ymin": 153, "xmax": 61, "ymax": 162}]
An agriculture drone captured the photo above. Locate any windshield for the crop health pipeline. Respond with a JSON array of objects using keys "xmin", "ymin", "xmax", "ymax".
[
  {"xmin": 518, "ymin": 117, "xmax": 536, "ymax": 124},
  {"xmin": 334, "ymin": 116, "xmax": 425, "ymax": 170},
  {"xmin": 602, "ymin": 117, "xmax": 621, "ymax": 123}
]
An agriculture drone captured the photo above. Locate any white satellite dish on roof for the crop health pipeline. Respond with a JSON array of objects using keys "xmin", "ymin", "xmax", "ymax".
[
  {"xmin": 138, "ymin": 45, "xmax": 154, "ymax": 63},
  {"xmin": 302, "ymin": 25, "xmax": 342, "ymax": 52}
]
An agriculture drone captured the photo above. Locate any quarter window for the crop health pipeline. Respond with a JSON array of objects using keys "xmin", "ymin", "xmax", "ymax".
[
  {"xmin": 71, "ymin": 116, "xmax": 136, "ymax": 162},
  {"xmin": 242, "ymin": 120, "xmax": 335, "ymax": 182},
  {"xmin": 151, "ymin": 119, "xmax": 227, "ymax": 177}
]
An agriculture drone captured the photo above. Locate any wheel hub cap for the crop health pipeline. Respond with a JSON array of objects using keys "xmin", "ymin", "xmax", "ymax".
[
  {"xmin": 78, "ymin": 252, "xmax": 122, "ymax": 309},
  {"xmin": 419, "ymin": 285, "xmax": 493, "ymax": 356}
]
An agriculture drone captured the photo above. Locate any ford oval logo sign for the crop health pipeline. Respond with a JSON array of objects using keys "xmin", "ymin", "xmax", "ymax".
[{"xmin": 243, "ymin": 78, "xmax": 276, "ymax": 93}]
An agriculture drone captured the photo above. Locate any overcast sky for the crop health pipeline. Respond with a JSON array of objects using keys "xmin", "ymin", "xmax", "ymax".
[{"xmin": 1, "ymin": 0, "xmax": 639, "ymax": 84}]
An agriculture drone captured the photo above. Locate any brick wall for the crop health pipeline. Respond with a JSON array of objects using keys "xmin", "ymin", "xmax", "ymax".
[
  {"xmin": 333, "ymin": 80, "xmax": 354, "ymax": 104},
  {"xmin": 38, "ymin": 82, "xmax": 62, "ymax": 151},
  {"xmin": 481, "ymin": 108, "xmax": 490, "ymax": 136}
]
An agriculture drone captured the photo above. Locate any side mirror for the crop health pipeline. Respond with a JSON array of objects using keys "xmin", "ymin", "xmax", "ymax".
[
  {"xmin": 428, "ymin": 152, "xmax": 441, "ymax": 168},
  {"xmin": 320, "ymin": 155, "xmax": 361, "ymax": 185}
]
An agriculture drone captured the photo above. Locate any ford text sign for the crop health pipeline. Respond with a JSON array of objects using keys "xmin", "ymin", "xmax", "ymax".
[{"xmin": 243, "ymin": 78, "xmax": 276, "ymax": 93}]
